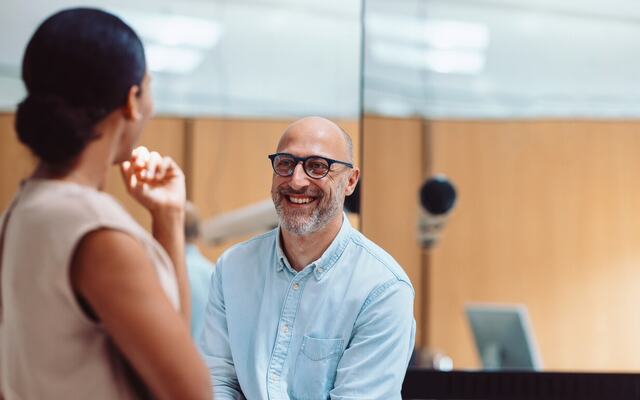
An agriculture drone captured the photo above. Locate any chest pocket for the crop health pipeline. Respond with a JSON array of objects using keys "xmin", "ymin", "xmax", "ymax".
[{"xmin": 289, "ymin": 335, "xmax": 344, "ymax": 400}]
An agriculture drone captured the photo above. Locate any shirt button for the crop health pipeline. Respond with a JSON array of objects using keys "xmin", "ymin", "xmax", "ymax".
[
  {"xmin": 317, "ymin": 267, "xmax": 324, "ymax": 273},
  {"xmin": 283, "ymin": 324, "xmax": 289, "ymax": 334},
  {"xmin": 271, "ymin": 373, "xmax": 279, "ymax": 382},
  {"xmin": 292, "ymin": 283, "xmax": 300, "ymax": 290}
]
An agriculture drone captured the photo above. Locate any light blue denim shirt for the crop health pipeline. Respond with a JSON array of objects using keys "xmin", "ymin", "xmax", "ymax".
[{"xmin": 200, "ymin": 216, "xmax": 415, "ymax": 400}]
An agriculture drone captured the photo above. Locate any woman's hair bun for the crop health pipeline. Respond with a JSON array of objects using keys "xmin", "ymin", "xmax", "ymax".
[{"xmin": 15, "ymin": 93, "xmax": 98, "ymax": 166}]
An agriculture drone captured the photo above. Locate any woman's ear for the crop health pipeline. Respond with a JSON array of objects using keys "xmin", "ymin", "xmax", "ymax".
[{"xmin": 122, "ymin": 84, "xmax": 142, "ymax": 121}]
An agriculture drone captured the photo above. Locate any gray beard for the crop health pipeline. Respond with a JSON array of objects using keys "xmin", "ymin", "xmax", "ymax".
[{"xmin": 273, "ymin": 179, "xmax": 347, "ymax": 236}]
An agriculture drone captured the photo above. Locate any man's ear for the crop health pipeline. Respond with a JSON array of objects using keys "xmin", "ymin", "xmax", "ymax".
[
  {"xmin": 345, "ymin": 167, "xmax": 360, "ymax": 196},
  {"xmin": 122, "ymin": 84, "xmax": 142, "ymax": 121}
]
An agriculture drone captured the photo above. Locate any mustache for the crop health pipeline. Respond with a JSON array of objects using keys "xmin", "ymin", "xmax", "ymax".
[{"xmin": 277, "ymin": 186, "xmax": 323, "ymax": 197}]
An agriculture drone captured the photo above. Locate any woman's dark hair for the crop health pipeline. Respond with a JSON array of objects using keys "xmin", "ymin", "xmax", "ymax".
[{"xmin": 15, "ymin": 8, "xmax": 146, "ymax": 168}]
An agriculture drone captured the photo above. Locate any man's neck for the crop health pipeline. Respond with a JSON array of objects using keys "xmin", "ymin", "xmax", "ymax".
[{"xmin": 281, "ymin": 215, "xmax": 343, "ymax": 272}]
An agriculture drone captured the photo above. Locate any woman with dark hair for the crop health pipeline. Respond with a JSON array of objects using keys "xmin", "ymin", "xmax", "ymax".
[{"xmin": 0, "ymin": 8, "xmax": 211, "ymax": 399}]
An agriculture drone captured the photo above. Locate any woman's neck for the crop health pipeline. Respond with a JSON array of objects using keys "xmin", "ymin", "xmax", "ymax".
[{"xmin": 31, "ymin": 122, "xmax": 121, "ymax": 190}]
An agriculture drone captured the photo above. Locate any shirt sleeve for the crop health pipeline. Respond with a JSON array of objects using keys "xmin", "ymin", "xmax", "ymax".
[
  {"xmin": 330, "ymin": 279, "xmax": 416, "ymax": 400},
  {"xmin": 198, "ymin": 258, "xmax": 244, "ymax": 400}
]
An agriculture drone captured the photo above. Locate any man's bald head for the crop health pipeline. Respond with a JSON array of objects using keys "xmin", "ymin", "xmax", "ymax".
[
  {"xmin": 271, "ymin": 116, "xmax": 360, "ymax": 237},
  {"xmin": 277, "ymin": 116, "xmax": 353, "ymax": 163}
]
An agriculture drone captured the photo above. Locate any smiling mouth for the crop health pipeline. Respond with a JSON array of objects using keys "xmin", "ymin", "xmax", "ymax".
[{"xmin": 286, "ymin": 195, "xmax": 317, "ymax": 205}]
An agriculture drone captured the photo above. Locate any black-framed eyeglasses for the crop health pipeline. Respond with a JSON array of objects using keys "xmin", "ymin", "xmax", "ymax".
[{"xmin": 268, "ymin": 152, "xmax": 353, "ymax": 179}]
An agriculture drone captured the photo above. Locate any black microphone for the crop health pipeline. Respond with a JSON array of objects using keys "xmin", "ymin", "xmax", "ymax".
[{"xmin": 418, "ymin": 175, "xmax": 457, "ymax": 248}]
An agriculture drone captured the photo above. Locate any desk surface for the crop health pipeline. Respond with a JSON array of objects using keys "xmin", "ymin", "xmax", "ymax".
[{"xmin": 402, "ymin": 368, "xmax": 640, "ymax": 399}]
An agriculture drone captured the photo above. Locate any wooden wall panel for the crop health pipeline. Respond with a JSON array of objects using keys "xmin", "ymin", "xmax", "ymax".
[
  {"xmin": 361, "ymin": 116, "xmax": 425, "ymax": 346},
  {"xmin": 0, "ymin": 114, "xmax": 37, "ymax": 210},
  {"xmin": 425, "ymin": 120, "xmax": 640, "ymax": 371}
]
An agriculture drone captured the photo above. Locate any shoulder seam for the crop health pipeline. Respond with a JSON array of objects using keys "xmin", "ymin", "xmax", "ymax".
[
  {"xmin": 360, "ymin": 278, "xmax": 413, "ymax": 314},
  {"xmin": 348, "ymin": 236, "xmax": 409, "ymax": 283}
]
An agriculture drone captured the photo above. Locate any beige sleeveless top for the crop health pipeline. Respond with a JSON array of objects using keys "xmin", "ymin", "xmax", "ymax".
[{"xmin": 0, "ymin": 179, "xmax": 180, "ymax": 399}]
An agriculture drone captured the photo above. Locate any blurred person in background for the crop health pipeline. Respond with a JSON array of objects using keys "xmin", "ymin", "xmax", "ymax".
[
  {"xmin": 184, "ymin": 201, "xmax": 214, "ymax": 340},
  {"xmin": 0, "ymin": 8, "xmax": 210, "ymax": 400}
]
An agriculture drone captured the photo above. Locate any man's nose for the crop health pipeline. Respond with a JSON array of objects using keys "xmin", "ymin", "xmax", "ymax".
[{"xmin": 289, "ymin": 162, "xmax": 310, "ymax": 190}]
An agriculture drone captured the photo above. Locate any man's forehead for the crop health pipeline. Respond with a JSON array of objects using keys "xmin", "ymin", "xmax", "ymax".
[
  {"xmin": 277, "ymin": 132, "xmax": 334, "ymax": 153},
  {"xmin": 276, "ymin": 119, "xmax": 347, "ymax": 158}
]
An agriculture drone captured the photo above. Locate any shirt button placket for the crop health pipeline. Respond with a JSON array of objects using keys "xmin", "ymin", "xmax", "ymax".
[{"xmin": 267, "ymin": 276, "xmax": 305, "ymax": 399}]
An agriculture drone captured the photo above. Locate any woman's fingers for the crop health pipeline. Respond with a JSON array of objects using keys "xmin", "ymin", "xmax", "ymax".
[
  {"xmin": 145, "ymin": 151, "xmax": 162, "ymax": 181},
  {"xmin": 120, "ymin": 146, "xmax": 185, "ymax": 211},
  {"xmin": 132, "ymin": 146, "xmax": 150, "ymax": 167},
  {"xmin": 123, "ymin": 146, "xmax": 182, "ymax": 191},
  {"xmin": 120, "ymin": 160, "xmax": 136, "ymax": 190},
  {"xmin": 155, "ymin": 156, "xmax": 173, "ymax": 181},
  {"xmin": 130, "ymin": 146, "xmax": 149, "ymax": 179},
  {"xmin": 127, "ymin": 146, "xmax": 169, "ymax": 183}
]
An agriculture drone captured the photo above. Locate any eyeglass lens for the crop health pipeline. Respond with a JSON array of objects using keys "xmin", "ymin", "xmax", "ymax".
[{"xmin": 274, "ymin": 155, "xmax": 330, "ymax": 178}]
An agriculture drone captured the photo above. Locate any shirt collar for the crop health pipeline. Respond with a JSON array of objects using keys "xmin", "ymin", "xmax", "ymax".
[
  {"xmin": 275, "ymin": 235, "xmax": 294, "ymax": 273},
  {"xmin": 275, "ymin": 214, "xmax": 353, "ymax": 281}
]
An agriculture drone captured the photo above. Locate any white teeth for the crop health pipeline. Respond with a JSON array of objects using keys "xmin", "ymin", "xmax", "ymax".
[{"xmin": 289, "ymin": 196, "xmax": 313, "ymax": 204}]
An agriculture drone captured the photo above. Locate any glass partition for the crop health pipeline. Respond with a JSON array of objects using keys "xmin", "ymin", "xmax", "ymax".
[
  {"xmin": 365, "ymin": 0, "xmax": 640, "ymax": 118},
  {"xmin": 0, "ymin": 0, "xmax": 361, "ymax": 118}
]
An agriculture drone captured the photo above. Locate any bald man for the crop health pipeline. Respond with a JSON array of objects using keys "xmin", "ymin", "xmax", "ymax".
[{"xmin": 200, "ymin": 117, "xmax": 415, "ymax": 400}]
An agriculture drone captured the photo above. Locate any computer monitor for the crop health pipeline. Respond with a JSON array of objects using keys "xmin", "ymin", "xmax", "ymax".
[{"xmin": 465, "ymin": 303, "xmax": 542, "ymax": 371}]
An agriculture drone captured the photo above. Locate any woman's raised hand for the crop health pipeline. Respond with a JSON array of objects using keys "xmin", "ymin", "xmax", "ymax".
[{"xmin": 120, "ymin": 146, "xmax": 186, "ymax": 214}]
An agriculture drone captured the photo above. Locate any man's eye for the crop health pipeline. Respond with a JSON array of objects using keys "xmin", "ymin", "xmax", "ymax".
[{"xmin": 310, "ymin": 162, "xmax": 327, "ymax": 170}]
